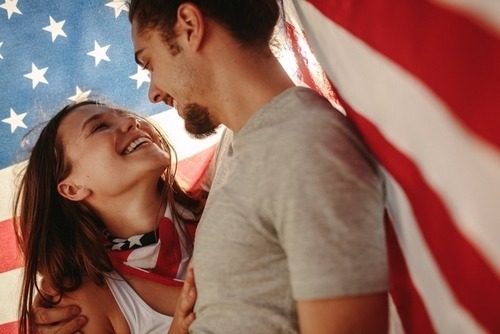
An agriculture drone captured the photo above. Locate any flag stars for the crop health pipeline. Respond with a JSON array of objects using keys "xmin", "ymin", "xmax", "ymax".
[
  {"xmin": 2, "ymin": 108, "xmax": 27, "ymax": 133},
  {"xmin": 24, "ymin": 63, "xmax": 48, "ymax": 89},
  {"xmin": 127, "ymin": 235, "xmax": 144, "ymax": 248},
  {"xmin": 106, "ymin": 0, "xmax": 128, "ymax": 18},
  {"xmin": 87, "ymin": 41, "xmax": 110, "ymax": 66},
  {"xmin": 130, "ymin": 65, "xmax": 150, "ymax": 89},
  {"xmin": 68, "ymin": 86, "xmax": 92, "ymax": 102},
  {"xmin": 0, "ymin": 0, "xmax": 22, "ymax": 19},
  {"xmin": 43, "ymin": 16, "xmax": 67, "ymax": 42}
]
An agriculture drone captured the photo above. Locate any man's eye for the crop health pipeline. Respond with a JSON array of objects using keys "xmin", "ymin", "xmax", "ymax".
[{"xmin": 91, "ymin": 122, "xmax": 108, "ymax": 133}]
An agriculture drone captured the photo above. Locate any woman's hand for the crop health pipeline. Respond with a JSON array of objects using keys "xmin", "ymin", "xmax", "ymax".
[{"xmin": 168, "ymin": 267, "xmax": 197, "ymax": 334}]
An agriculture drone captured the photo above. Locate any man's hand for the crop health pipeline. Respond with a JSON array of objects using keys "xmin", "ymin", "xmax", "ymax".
[
  {"xmin": 168, "ymin": 267, "xmax": 197, "ymax": 334},
  {"xmin": 32, "ymin": 283, "xmax": 87, "ymax": 334}
]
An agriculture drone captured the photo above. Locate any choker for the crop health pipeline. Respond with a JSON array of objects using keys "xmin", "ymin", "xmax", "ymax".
[{"xmin": 104, "ymin": 229, "xmax": 159, "ymax": 250}]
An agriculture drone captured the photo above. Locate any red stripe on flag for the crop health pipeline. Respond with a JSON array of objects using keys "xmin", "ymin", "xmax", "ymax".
[
  {"xmin": 283, "ymin": 21, "xmax": 338, "ymax": 106},
  {"xmin": 385, "ymin": 213, "xmax": 436, "ymax": 334},
  {"xmin": 284, "ymin": 22, "xmax": 331, "ymax": 100},
  {"xmin": 177, "ymin": 145, "xmax": 216, "ymax": 190},
  {"xmin": 285, "ymin": 22, "xmax": 318, "ymax": 92},
  {"xmin": 343, "ymin": 101, "xmax": 500, "ymax": 332},
  {"xmin": 0, "ymin": 219, "xmax": 23, "ymax": 273},
  {"xmin": 306, "ymin": 0, "xmax": 500, "ymax": 149},
  {"xmin": 0, "ymin": 321, "xmax": 18, "ymax": 334}
]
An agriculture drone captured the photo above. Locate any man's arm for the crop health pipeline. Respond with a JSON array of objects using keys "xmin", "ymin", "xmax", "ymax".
[
  {"xmin": 31, "ymin": 283, "xmax": 87, "ymax": 334},
  {"xmin": 297, "ymin": 292, "xmax": 388, "ymax": 334},
  {"xmin": 32, "ymin": 304, "xmax": 86, "ymax": 334}
]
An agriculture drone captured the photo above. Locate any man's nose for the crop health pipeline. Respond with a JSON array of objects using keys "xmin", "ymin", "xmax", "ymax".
[{"xmin": 148, "ymin": 80, "xmax": 166, "ymax": 104}]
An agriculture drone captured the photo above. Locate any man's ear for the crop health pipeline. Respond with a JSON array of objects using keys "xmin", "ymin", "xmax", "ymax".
[
  {"xmin": 57, "ymin": 179, "xmax": 91, "ymax": 202},
  {"xmin": 177, "ymin": 3, "xmax": 204, "ymax": 50}
]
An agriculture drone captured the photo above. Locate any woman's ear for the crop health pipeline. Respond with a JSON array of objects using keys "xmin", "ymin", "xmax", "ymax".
[{"xmin": 57, "ymin": 179, "xmax": 91, "ymax": 202}]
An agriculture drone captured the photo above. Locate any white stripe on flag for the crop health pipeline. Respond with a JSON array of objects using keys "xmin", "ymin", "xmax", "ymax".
[
  {"xmin": 0, "ymin": 163, "xmax": 23, "ymax": 222},
  {"xmin": 430, "ymin": 0, "xmax": 500, "ymax": 33},
  {"xmin": 0, "ymin": 268, "xmax": 23, "ymax": 325},
  {"xmin": 388, "ymin": 295, "xmax": 405, "ymax": 334},
  {"xmin": 384, "ymin": 170, "xmax": 485, "ymax": 334},
  {"xmin": 149, "ymin": 111, "xmax": 222, "ymax": 162}
]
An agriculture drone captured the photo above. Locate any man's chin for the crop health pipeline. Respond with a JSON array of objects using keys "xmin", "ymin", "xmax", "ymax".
[{"xmin": 186, "ymin": 126, "xmax": 219, "ymax": 139}]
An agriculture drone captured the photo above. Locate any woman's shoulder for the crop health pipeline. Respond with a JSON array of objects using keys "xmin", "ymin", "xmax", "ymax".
[{"xmin": 60, "ymin": 275, "xmax": 130, "ymax": 334}]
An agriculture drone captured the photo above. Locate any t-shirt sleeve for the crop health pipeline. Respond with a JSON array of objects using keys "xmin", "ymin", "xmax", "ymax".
[{"xmin": 268, "ymin": 117, "xmax": 388, "ymax": 300}]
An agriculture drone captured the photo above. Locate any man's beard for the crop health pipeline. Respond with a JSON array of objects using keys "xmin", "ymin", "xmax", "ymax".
[{"xmin": 183, "ymin": 103, "xmax": 218, "ymax": 139}]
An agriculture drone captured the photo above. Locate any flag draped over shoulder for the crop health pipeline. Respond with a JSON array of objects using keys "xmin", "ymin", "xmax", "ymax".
[
  {"xmin": 282, "ymin": 0, "xmax": 500, "ymax": 333},
  {"xmin": 0, "ymin": 1, "xmax": 218, "ymax": 332}
]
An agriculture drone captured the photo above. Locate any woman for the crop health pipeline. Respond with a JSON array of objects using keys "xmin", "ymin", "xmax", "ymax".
[{"xmin": 13, "ymin": 100, "xmax": 206, "ymax": 333}]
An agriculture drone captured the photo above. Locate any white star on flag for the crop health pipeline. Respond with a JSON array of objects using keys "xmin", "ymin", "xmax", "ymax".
[
  {"xmin": 43, "ymin": 16, "xmax": 67, "ymax": 42},
  {"xmin": 87, "ymin": 41, "xmax": 110, "ymax": 66},
  {"xmin": 106, "ymin": 0, "xmax": 129, "ymax": 18},
  {"xmin": 23, "ymin": 63, "xmax": 48, "ymax": 89},
  {"xmin": 68, "ymin": 86, "xmax": 92, "ymax": 102},
  {"xmin": 0, "ymin": 42, "xmax": 3, "ymax": 59},
  {"xmin": 129, "ymin": 65, "xmax": 150, "ymax": 89},
  {"xmin": 2, "ymin": 108, "xmax": 27, "ymax": 133},
  {"xmin": 128, "ymin": 235, "xmax": 144, "ymax": 248},
  {"xmin": 0, "ymin": 0, "xmax": 22, "ymax": 19}
]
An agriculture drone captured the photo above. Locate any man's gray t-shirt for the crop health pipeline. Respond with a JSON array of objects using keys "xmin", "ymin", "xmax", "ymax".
[{"xmin": 191, "ymin": 87, "xmax": 388, "ymax": 333}]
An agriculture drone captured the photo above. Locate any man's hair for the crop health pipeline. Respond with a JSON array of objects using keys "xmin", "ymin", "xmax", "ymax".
[{"xmin": 128, "ymin": 0, "xmax": 280, "ymax": 48}]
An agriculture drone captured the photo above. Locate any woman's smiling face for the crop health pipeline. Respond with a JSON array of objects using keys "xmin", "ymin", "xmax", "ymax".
[{"xmin": 56, "ymin": 104, "xmax": 170, "ymax": 201}]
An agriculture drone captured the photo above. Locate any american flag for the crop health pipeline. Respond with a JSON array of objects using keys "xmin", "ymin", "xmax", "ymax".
[
  {"xmin": 1, "ymin": 0, "xmax": 499, "ymax": 333},
  {"xmin": 285, "ymin": 0, "xmax": 500, "ymax": 333},
  {"xmin": 0, "ymin": 1, "xmax": 219, "ymax": 332}
]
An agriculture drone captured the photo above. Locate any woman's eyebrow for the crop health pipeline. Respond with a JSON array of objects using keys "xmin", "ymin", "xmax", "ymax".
[{"xmin": 81, "ymin": 113, "xmax": 102, "ymax": 132}]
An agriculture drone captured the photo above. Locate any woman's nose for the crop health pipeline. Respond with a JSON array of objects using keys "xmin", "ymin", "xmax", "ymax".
[{"xmin": 120, "ymin": 115, "xmax": 139, "ymax": 132}]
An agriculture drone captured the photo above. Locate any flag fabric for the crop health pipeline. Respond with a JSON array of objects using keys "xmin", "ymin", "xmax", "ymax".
[
  {"xmin": 0, "ymin": 1, "xmax": 219, "ymax": 332},
  {"xmin": 2, "ymin": 0, "xmax": 499, "ymax": 333},
  {"xmin": 282, "ymin": 0, "xmax": 500, "ymax": 333}
]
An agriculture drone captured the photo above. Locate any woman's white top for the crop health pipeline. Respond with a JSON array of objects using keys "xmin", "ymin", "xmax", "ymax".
[{"xmin": 106, "ymin": 271, "xmax": 173, "ymax": 333}]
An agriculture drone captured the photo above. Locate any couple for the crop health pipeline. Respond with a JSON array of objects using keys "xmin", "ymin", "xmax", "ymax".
[{"xmin": 16, "ymin": 0, "xmax": 388, "ymax": 333}]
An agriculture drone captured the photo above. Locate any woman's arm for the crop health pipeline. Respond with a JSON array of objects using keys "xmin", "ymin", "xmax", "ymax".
[{"xmin": 168, "ymin": 268, "xmax": 197, "ymax": 334}]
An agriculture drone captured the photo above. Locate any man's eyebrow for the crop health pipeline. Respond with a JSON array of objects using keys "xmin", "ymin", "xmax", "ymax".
[{"xmin": 134, "ymin": 49, "xmax": 144, "ymax": 66}]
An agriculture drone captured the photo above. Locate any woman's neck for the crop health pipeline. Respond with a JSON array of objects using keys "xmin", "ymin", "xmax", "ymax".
[{"xmin": 89, "ymin": 186, "xmax": 168, "ymax": 239}]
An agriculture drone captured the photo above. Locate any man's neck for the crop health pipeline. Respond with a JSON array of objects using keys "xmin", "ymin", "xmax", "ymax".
[
  {"xmin": 202, "ymin": 28, "xmax": 295, "ymax": 132},
  {"xmin": 222, "ymin": 55, "xmax": 295, "ymax": 132}
]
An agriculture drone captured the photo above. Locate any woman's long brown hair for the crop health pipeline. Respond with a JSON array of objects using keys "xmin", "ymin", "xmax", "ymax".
[{"xmin": 13, "ymin": 100, "xmax": 206, "ymax": 334}]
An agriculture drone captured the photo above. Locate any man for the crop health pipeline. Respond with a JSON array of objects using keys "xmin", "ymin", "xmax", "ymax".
[{"xmin": 34, "ymin": 0, "xmax": 388, "ymax": 333}]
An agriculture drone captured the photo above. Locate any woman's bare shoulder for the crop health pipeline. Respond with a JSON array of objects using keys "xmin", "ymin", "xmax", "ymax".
[{"xmin": 59, "ymin": 276, "xmax": 130, "ymax": 334}]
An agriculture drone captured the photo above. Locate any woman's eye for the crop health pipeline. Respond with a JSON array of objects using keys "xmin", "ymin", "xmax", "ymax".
[{"xmin": 91, "ymin": 122, "xmax": 108, "ymax": 133}]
